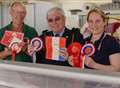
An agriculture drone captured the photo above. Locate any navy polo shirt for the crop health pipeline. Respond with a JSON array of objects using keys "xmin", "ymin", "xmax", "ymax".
[{"xmin": 85, "ymin": 33, "xmax": 120, "ymax": 66}]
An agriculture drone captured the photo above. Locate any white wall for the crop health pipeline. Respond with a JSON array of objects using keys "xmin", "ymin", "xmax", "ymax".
[
  {"xmin": 0, "ymin": 4, "xmax": 35, "ymax": 29},
  {"xmin": 25, "ymin": 4, "xmax": 35, "ymax": 28},
  {"xmin": 1, "ymin": 5, "xmax": 11, "ymax": 27},
  {"xmin": 0, "ymin": 1, "xmax": 61, "ymax": 35},
  {"xmin": 66, "ymin": 14, "xmax": 80, "ymax": 29},
  {"xmin": 34, "ymin": 2, "xmax": 61, "ymax": 34}
]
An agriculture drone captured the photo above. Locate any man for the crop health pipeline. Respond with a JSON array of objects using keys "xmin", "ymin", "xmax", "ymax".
[
  {"xmin": 36, "ymin": 7, "xmax": 84, "ymax": 66},
  {"xmin": 0, "ymin": 2, "xmax": 38, "ymax": 62}
]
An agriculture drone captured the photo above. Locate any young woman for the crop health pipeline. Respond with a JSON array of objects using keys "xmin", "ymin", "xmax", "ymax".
[{"xmin": 84, "ymin": 8, "xmax": 120, "ymax": 71}]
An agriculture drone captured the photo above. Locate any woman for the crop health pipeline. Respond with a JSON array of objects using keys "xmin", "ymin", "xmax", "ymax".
[{"xmin": 84, "ymin": 8, "xmax": 120, "ymax": 71}]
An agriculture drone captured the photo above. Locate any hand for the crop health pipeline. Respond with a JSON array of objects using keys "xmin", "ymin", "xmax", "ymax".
[
  {"xmin": 68, "ymin": 55, "xmax": 74, "ymax": 66},
  {"xmin": 84, "ymin": 56, "xmax": 96, "ymax": 68},
  {"xmin": 59, "ymin": 48, "xmax": 68, "ymax": 60},
  {"xmin": 18, "ymin": 42, "xmax": 27, "ymax": 52},
  {"xmin": 27, "ymin": 45, "xmax": 35, "ymax": 56},
  {"xmin": 4, "ymin": 47, "xmax": 12, "ymax": 56}
]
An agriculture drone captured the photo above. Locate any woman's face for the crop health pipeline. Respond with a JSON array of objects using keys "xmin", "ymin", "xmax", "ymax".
[{"xmin": 88, "ymin": 12, "xmax": 105, "ymax": 35}]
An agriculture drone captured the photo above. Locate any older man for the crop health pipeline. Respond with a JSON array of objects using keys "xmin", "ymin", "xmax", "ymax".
[
  {"xmin": 0, "ymin": 2, "xmax": 38, "ymax": 62},
  {"xmin": 36, "ymin": 7, "xmax": 84, "ymax": 66}
]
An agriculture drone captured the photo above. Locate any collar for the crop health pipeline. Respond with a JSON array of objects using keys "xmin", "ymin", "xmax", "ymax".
[
  {"xmin": 95, "ymin": 32, "xmax": 106, "ymax": 44},
  {"xmin": 6, "ymin": 22, "xmax": 13, "ymax": 30},
  {"xmin": 7, "ymin": 22, "xmax": 25, "ymax": 31},
  {"xmin": 53, "ymin": 27, "xmax": 65, "ymax": 37},
  {"xmin": 86, "ymin": 32, "xmax": 105, "ymax": 44}
]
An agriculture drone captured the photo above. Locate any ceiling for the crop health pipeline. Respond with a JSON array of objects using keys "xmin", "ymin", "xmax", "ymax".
[
  {"xmin": 1, "ymin": 0, "xmax": 119, "ymax": 11},
  {"xmin": 0, "ymin": 0, "xmax": 113, "ymax": 4}
]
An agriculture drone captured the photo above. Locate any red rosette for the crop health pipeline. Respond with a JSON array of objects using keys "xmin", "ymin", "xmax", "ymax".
[
  {"xmin": 10, "ymin": 42, "xmax": 21, "ymax": 53},
  {"xmin": 10, "ymin": 42, "xmax": 21, "ymax": 64},
  {"xmin": 81, "ymin": 43, "xmax": 95, "ymax": 56},
  {"xmin": 67, "ymin": 42, "xmax": 82, "ymax": 67}
]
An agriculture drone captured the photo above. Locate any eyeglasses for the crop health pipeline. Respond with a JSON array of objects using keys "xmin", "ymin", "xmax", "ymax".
[{"xmin": 48, "ymin": 17, "xmax": 61, "ymax": 23}]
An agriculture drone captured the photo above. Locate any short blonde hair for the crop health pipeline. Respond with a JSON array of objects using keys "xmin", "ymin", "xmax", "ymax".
[{"xmin": 10, "ymin": 1, "xmax": 26, "ymax": 10}]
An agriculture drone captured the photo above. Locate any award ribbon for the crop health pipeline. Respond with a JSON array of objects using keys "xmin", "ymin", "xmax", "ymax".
[
  {"xmin": 81, "ymin": 43, "xmax": 95, "ymax": 66},
  {"xmin": 30, "ymin": 37, "xmax": 43, "ymax": 63},
  {"xmin": 81, "ymin": 43, "xmax": 95, "ymax": 56},
  {"xmin": 67, "ymin": 42, "xmax": 82, "ymax": 68},
  {"xmin": 10, "ymin": 42, "xmax": 21, "ymax": 64}
]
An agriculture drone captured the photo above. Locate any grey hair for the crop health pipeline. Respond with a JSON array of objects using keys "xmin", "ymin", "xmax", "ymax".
[{"xmin": 47, "ymin": 7, "xmax": 65, "ymax": 18}]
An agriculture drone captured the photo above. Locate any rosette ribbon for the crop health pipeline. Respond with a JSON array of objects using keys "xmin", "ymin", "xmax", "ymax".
[
  {"xmin": 67, "ymin": 42, "xmax": 83, "ymax": 68},
  {"xmin": 10, "ymin": 42, "xmax": 21, "ymax": 64},
  {"xmin": 29, "ymin": 37, "xmax": 43, "ymax": 63},
  {"xmin": 81, "ymin": 43, "xmax": 95, "ymax": 67}
]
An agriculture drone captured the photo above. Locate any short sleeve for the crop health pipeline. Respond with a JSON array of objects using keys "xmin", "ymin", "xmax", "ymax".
[
  {"xmin": 107, "ymin": 37, "xmax": 120, "ymax": 55},
  {"xmin": 0, "ymin": 29, "xmax": 5, "ymax": 51}
]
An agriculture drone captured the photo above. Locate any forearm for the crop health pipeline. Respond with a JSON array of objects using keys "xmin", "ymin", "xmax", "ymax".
[
  {"xmin": 94, "ymin": 63, "xmax": 119, "ymax": 71},
  {"xmin": 0, "ymin": 47, "xmax": 12, "ymax": 59},
  {"xmin": 0, "ymin": 51, "xmax": 9, "ymax": 59}
]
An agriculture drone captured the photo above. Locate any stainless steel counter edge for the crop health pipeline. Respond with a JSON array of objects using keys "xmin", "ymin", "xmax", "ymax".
[{"xmin": 0, "ymin": 61, "xmax": 120, "ymax": 85}]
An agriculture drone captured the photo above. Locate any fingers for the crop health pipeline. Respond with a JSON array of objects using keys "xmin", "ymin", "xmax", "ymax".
[
  {"xmin": 57, "ymin": 48, "xmax": 74, "ymax": 66},
  {"xmin": 59, "ymin": 48, "xmax": 68, "ymax": 60},
  {"xmin": 59, "ymin": 48, "xmax": 76, "ymax": 66},
  {"xmin": 18, "ymin": 42, "xmax": 27, "ymax": 52},
  {"xmin": 68, "ymin": 56, "xmax": 74, "ymax": 66},
  {"xmin": 84, "ymin": 56, "xmax": 90, "ymax": 66},
  {"xmin": 27, "ymin": 45, "xmax": 34, "ymax": 56},
  {"xmin": 18, "ymin": 42, "xmax": 25, "ymax": 47},
  {"xmin": 84, "ymin": 56, "xmax": 94, "ymax": 68},
  {"xmin": 4, "ymin": 47, "xmax": 12, "ymax": 56}
]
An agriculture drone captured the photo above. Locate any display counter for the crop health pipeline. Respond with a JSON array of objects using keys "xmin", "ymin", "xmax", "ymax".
[{"xmin": 0, "ymin": 61, "xmax": 120, "ymax": 88}]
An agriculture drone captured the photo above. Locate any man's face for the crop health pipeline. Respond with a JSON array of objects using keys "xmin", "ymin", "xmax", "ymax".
[
  {"xmin": 47, "ymin": 11, "xmax": 65, "ymax": 33},
  {"xmin": 10, "ymin": 4, "xmax": 26, "ymax": 25}
]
